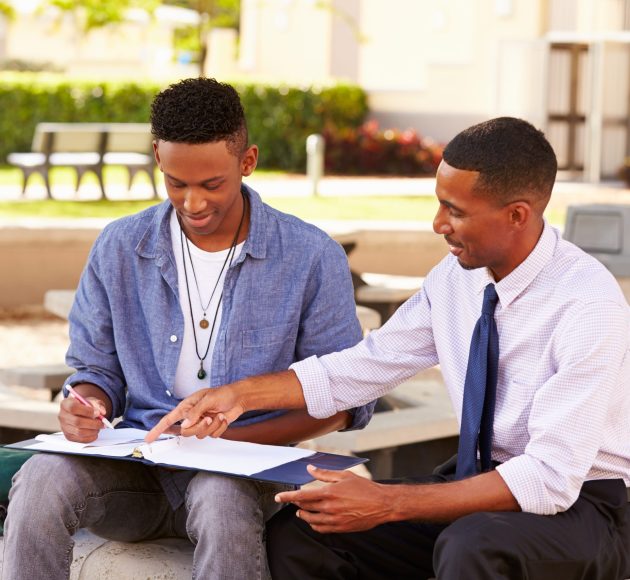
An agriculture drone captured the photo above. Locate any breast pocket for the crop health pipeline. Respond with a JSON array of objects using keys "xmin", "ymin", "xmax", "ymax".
[
  {"xmin": 242, "ymin": 322, "xmax": 299, "ymax": 348},
  {"xmin": 241, "ymin": 322, "xmax": 299, "ymax": 375}
]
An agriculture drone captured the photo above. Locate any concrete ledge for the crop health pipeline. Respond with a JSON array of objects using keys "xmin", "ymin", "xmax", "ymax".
[
  {"xmin": 315, "ymin": 372, "xmax": 456, "ymax": 454},
  {"xmin": 0, "ymin": 364, "xmax": 72, "ymax": 394},
  {"xmin": 71, "ymin": 531, "xmax": 194, "ymax": 580},
  {"xmin": 0, "ymin": 397, "xmax": 60, "ymax": 432},
  {"xmin": 0, "ymin": 222, "xmax": 444, "ymax": 309},
  {"xmin": 0, "ymin": 530, "xmax": 194, "ymax": 580}
]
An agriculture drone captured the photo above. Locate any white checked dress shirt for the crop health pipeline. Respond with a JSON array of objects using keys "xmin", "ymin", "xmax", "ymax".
[{"xmin": 292, "ymin": 222, "xmax": 630, "ymax": 515}]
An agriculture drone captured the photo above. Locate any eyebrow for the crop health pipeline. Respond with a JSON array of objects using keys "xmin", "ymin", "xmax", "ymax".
[
  {"xmin": 438, "ymin": 198, "xmax": 464, "ymax": 213},
  {"xmin": 165, "ymin": 173, "xmax": 225, "ymax": 186}
]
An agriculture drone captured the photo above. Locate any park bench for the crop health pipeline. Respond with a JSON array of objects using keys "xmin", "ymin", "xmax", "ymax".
[{"xmin": 7, "ymin": 122, "xmax": 158, "ymax": 199}]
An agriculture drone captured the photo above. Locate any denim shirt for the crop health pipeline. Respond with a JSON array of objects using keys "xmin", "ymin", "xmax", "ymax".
[{"xmin": 65, "ymin": 184, "xmax": 374, "ymax": 432}]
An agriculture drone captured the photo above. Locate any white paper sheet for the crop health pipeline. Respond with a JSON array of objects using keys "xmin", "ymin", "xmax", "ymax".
[
  {"xmin": 30, "ymin": 428, "xmax": 172, "ymax": 457},
  {"xmin": 136, "ymin": 436, "xmax": 315, "ymax": 476},
  {"xmin": 27, "ymin": 428, "xmax": 315, "ymax": 474}
]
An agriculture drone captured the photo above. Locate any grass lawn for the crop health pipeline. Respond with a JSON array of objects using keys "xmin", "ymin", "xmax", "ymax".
[
  {"xmin": 0, "ymin": 166, "xmax": 566, "ymax": 225},
  {"xmin": 0, "ymin": 195, "xmax": 444, "ymax": 222}
]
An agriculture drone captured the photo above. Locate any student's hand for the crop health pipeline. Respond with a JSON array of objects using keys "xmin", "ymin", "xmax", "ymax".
[
  {"xmin": 58, "ymin": 395, "xmax": 107, "ymax": 443},
  {"xmin": 145, "ymin": 386, "xmax": 245, "ymax": 443},
  {"xmin": 274, "ymin": 465, "xmax": 394, "ymax": 533}
]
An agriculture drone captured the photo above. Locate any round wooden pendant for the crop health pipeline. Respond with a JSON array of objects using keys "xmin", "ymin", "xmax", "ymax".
[{"xmin": 199, "ymin": 318, "xmax": 209, "ymax": 329}]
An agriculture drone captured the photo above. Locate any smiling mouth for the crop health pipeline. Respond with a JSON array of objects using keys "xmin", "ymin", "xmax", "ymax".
[
  {"xmin": 445, "ymin": 236, "xmax": 464, "ymax": 256},
  {"xmin": 183, "ymin": 213, "xmax": 213, "ymax": 227}
]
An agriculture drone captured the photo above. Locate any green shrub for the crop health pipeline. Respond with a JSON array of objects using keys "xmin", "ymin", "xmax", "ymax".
[{"xmin": 0, "ymin": 73, "xmax": 368, "ymax": 171}]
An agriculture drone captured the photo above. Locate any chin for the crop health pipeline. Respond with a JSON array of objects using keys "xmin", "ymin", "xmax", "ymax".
[{"xmin": 457, "ymin": 259, "xmax": 481, "ymax": 271}]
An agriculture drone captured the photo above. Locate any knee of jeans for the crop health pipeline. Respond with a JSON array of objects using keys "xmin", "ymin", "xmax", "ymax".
[
  {"xmin": 186, "ymin": 473, "xmax": 258, "ymax": 511},
  {"xmin": 186, "ymin": 474, "xmax": 262, "ymax": 530},
  {"xmin": 186, "ymin": 474, "xmax": 268, "ymax": 547},
  {"xmin": 10, "ymin": 454, "xmax": 83, "ymax": 505}
]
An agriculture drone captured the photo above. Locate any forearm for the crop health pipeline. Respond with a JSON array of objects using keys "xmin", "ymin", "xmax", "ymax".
[
  {"xmin": 68, "ymin": 382, "xmax": 113, "ymax": 417},
  {"xmin": 235, "ymin": 369, "xmax": 307, "ymax": 413},
  {"xmin": 382, "ymin": 470, "xmax": 520, "ymax": 524},
  {"xmin": 223, "ymin": 410, "xmax": 351, "ymax": 445}
]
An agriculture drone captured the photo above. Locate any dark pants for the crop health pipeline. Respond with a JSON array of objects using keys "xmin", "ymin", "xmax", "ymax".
[{"xmin": 266, "ymin": 462, "xmax": 630, "ymax": 580}]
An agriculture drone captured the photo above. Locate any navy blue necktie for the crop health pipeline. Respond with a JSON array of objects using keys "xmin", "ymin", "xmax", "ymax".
[{"xmin": 455, "ymin": 283, "xmax": 500, "ymax": 479}]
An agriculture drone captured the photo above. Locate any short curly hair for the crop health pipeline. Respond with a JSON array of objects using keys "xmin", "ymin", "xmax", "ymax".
[
  {"xmin": 443, "ymin": 117, "xmax": 557, "ymax": 207},
  {"xmin": 150, "ymin": 77, "xmax": 248, "ymax": 156}
]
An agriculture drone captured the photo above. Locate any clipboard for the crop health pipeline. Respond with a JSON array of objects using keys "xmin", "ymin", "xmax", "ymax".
[{"xmin": 4, "ymin": 435, "xmax": 367, "ymax": 487}]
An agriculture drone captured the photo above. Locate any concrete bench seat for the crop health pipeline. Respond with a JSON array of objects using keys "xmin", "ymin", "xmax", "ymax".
[
  {"xmin": 8, "ymin": 122, "xmax": 157, "ymax": 199},
  {"xmin": 353, "ymin": 273, "xmax": 424, "ymax": 323},
  {"xmin": 0, "ymin": 529, "xmax": 194, "ymax": 580},
  {"xmin": 0, "ymin": 397, "xmax": 60, "ymax": 433},
  {"xmin": 314, "ymin": 367, "xmax": 456, "ymax": 479},
  {"xmin": 0, "ymin": 364, "xmax": 72, "ymax": 400}
]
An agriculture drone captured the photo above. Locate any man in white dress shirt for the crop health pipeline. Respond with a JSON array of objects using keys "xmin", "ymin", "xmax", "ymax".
[{"xmin": 147, "ymin": 117, "xmax": 630, "ymax": 579}]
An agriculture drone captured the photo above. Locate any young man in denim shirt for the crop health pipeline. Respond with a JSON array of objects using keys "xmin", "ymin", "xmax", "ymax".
[{"xmin": 2, "ymin": 78, "xmax": 373, "ymax": 580}]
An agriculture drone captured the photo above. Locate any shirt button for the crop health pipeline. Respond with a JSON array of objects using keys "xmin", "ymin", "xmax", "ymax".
[
  {"xmin": 170, "ymin": 335, "xmax": 177, "ymax": 342},
  {"xmin": 165, "ymin": 390, "xmax": 172, "ymax": 397}
]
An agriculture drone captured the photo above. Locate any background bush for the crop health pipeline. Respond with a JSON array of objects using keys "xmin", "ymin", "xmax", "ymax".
[
  {"xmin": 0, "ymin": 73, "xmax": 368, "ymax": 171},
  {"xmin": 324, "ymin": 120, "xmax": 443, "ymax": 176}
]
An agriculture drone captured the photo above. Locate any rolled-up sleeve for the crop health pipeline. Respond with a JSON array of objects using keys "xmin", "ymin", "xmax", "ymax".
[{"xmin": 292, "ymin": 287, "xmax": 439, "ymax": 424}]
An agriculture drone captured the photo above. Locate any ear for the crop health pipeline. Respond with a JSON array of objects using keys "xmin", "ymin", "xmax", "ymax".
[
  {"xmin": 153, "ymin": 140, "xmax": 163, "ymax": 171},
  {"xmin": 505, "ymin": 201, "xmax": 532, "ymax": 230},
  {"xmin": 240, "ymin": 145, "xmax": 258, "ymax": 177}
]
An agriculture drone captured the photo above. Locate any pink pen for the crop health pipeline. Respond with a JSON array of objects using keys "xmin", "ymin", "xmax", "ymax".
[{"xmin": 66, "ymin": 385, "xmax": 115, "ymax": 429}]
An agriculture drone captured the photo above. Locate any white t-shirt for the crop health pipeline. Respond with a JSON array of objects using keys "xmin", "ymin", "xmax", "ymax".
[{"xmin": 170, "ymin": 210, "xmax": 244, "ymax": 398}]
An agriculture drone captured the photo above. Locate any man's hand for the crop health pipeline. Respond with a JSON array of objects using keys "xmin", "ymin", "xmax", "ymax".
[
  {"xmin": 274, "ymin": 465, "xmax": 394, "ymax": 534},
  {"xmin": 145, "ymin": 386, "xmax": 245, "ymax": 443},
  {"xmin": 58, "ymin": 396, "xmax": 107, "ymax": 443}
]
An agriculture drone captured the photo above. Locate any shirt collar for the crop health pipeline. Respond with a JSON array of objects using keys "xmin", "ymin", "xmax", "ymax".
[
  {"xmin": 135, "ymin": 183, "xmax": 269, "ymax": 262},
  {"xmin": 479, "ymin": 219, "xmax": 557, "ymax": 308}
]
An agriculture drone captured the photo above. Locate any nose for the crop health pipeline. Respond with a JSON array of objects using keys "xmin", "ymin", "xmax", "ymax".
[
  {"xmin": 433, "ymin": 205, "xmax": 453, "ymax": 235},
  {"xmin": 183, "ymin": 187, "xmax": 207, "ymax": 214}
]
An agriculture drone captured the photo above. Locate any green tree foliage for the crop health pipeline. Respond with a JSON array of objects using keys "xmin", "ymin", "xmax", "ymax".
[
  {"xmin": 0, "ymin": 2, "xmax": 14, "ymax": 18},
  {"xmin": 163, "ymin": 0, "xmax": 240, "ymax": 75},
  {"xmin": 47, "ymin": 0, "xmax": 159, "ymax": 30}
]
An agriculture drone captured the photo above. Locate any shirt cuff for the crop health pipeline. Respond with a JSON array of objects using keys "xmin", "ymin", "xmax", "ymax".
[
  {"xmin": 290, "ymin": 355, "xmax": 338, "ymax": 420},
  {"xmin": 496, "ymin": 455, "xmax": 563, "ymax": 515}
]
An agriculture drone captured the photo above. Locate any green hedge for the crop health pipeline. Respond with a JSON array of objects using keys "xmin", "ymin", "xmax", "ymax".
[{"xmin": 0, "ymin": 73, "xmax": 368, "ymax": 171}]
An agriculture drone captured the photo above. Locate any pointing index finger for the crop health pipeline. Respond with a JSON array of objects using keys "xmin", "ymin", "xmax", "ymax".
[{"xmin": 145, "ymin": 405, "xmax": 187, "ymax": 442}]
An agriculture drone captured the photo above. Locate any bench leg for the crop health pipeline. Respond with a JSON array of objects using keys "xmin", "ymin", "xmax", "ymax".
[
  {"xmin": 42, "ymin": 169, "xmax": 52, "ymax": 199},
  {"xmin": 18, "ymin": 168, "xmax": 51, "ymax": 198},
  {"xmin": 126, "ymin": 166, "xmax": 159, "ymax": 199},
  {"xmin": 18, "ymin": 168, "xmax": 28, "ymax": 196},
  {"xmin": 95, "ymin": 167, "xmax": 106, "ymax": 199},
  {"xmin": 74, "ymin": 167, "xmax": 105, "ymax": 199},
  {"xmin": 75, "ymin": 167, "xmax": 85, "ymax": 196}
]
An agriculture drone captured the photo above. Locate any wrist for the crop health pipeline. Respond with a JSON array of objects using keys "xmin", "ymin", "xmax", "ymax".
[
  {"xmin": 232, "ymin": 380, "xmax": 252, "ymax": 413},
  {"xmin": 382, "ymin": 482, "xmax": 411, "ymax": 523}
]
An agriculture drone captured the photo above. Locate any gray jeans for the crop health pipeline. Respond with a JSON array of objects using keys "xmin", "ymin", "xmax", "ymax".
[{"xmin": 1, "ymin": 453, "xmax": 289, "ymax": 580}]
